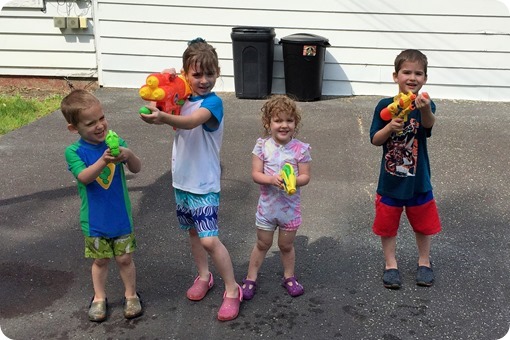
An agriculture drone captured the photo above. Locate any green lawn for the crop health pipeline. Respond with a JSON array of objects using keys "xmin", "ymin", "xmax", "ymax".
[{"xmin": 0, "ymin": 94, "xmax": 63, "ymax": 135}]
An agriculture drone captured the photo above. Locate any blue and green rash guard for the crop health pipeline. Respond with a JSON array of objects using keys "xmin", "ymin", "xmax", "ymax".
[{"xmin": 65, "ymin": 138, "xmax": 133, "ymax": 238}]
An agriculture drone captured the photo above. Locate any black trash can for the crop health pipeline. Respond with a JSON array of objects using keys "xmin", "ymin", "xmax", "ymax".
[
  {"xmin": 280, "ymin": 33, "xmax": 330, "ymax": 101},
  {"xmin": 231, "ymin": 26, "xmax": 275, "ymax": 99}
]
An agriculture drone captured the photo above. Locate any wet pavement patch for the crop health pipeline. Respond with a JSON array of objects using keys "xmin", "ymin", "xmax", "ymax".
[{"xmin": 0, "ymin": 262, "xmax": 74, "ymax": 318}]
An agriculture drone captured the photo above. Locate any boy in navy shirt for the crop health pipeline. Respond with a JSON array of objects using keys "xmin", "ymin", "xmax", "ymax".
[{"xmin": 370, "ymin": 49, "xmax": 441, "ymax": 289}]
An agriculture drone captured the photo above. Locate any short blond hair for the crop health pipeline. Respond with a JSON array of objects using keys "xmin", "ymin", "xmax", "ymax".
[{"xmin": 60, "ymin": 89, "xmax": 100, "ymax": 126}]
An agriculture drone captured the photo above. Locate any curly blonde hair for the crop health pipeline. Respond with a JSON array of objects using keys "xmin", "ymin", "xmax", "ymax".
[{"xmin": 260, "ymin": 95, "xmax": 301, "ymax": 136}]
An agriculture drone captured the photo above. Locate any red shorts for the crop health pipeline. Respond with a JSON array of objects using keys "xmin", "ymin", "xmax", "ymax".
[{"xmin": 372, "ymin": 192, "xmax": 441, "ymax": 237}]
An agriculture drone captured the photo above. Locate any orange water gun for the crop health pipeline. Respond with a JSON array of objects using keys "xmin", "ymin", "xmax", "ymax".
[
  {"xmin": 380, "ymin": 91, "xmax": 417, "ymax": 122},
  {"xmin": 280, "ymin": 163, "xmax": 297, "ymax": 195},
  {"xmin": 138, "ymin": 73, "xmax": 191, "ymax": 116}
]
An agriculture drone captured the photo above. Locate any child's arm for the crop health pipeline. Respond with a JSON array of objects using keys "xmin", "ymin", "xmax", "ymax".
[
  {"xmin": 371, "ymin": 118, "xmax": 404, "ymax": 146},
  {"xmin": 76, "ymin": 150, "xmax": 110, "ymax": 185},
  {"xmin": 139, "ymin": 106, "xmax": 213, "ymax": 130},
  {"xmin": 76, "ymin": 148, "xmax": 141, "ymax": 184},
  {"xmin": 118, "ymin": 147, "xmax": 141, "ymax": 174},
  {"xmin": 252, "ymin": 155, "xmax": 283, "ymax": 188},
  {"xmin": 296, "ymin": 162, "xmax": 311, "ymax": 187},
  {"xmin": 415, "ymin": 92, "xmax": 435, "ymax": 129}
]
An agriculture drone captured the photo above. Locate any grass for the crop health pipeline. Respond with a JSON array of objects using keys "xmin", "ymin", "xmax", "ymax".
[{"xmin": 0, "ymin": 93, "xmax": 63, "ymax": 136}]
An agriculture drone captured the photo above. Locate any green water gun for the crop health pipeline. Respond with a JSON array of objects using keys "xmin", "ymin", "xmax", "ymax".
[
  {"xmin": 280, "ymin": 163, "xmax": 297, "ymax": 195},
  {"xmin": 105, "ymin": 130, "xmax": 120, "ymax": 157}
]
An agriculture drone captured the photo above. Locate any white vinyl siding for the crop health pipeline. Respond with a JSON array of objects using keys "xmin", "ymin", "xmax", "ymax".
[{"xmin": 1, "ymin": 0, "xmax": 509, "ymax": 101}]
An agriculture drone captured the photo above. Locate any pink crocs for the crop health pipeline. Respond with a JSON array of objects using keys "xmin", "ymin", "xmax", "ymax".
[
  {"xmin": 186, "ymin": 273, "xmax": 214, "ymax": 301},
  {"xmin": 217, "ymin": 284, "xmax": 242, "ymax": 321}
]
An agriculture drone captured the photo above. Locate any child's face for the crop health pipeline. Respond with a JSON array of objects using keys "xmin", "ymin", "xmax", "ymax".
[
  {"xmin": 68, "ymin": 103, "xmax": 108, "ymax": 145},
  {"xmin": 269, "ymin": 111, "xmax": 295, "ymax": 145},
  {"xmin": 185, "ymin": 63, "xmax": 218, "ymax": 97},
  {"xmin": 393, "ymin": 60, "xmax": 427, "ymax": 94}
]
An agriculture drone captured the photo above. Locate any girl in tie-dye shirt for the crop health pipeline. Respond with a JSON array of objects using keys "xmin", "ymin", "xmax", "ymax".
[{"xmin": 241, "ymin": 95, "xmax": 312, "ymax": 301}]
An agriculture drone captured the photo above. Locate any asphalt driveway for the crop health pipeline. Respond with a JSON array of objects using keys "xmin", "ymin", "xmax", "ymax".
[{"xmin": 1, "ymin": 89, "xmax": 509, "ymax": 339}]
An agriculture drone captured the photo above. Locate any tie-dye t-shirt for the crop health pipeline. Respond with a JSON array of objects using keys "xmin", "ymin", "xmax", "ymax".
[{"xmin": 252, "ymin": 137, "xmax": 312, "ymax": 226}]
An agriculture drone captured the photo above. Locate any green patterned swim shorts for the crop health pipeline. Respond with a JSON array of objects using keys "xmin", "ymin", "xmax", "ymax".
[{"xmin": 84, "ymin": 233, "xmax": 137, "ymax": 259}]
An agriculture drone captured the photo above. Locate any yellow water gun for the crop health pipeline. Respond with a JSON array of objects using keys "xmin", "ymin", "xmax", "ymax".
[
  {"xmin": 380, "ymin": 91, "xmax": 417, "ymax": 122},
  {"xmin": 280, "ymin": 163, "xmax": 297, "ymax": 195}
]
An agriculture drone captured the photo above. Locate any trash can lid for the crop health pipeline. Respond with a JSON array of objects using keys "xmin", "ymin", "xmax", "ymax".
[
  {"xmin": 232, "ymin": 26, "xmax": 275, "ymax": 34},
  {"xmin": 279, "ymin": 33, "xmax": 330, "ymax": 47},
  {"xmin": 231, "ymin": 26, "xmax": 276, "ymax": 41}
]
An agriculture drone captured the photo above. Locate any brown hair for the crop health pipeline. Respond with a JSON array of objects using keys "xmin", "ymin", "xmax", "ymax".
[
  {"xmin": 182, "ymin": 38, "xmax": 220, "ymax": 76},
  {"xmin": 394, "ymin": 49, "xmax": 428, "ymax": 77},
  {"xmin": 61, "ymin": 89, "xmax": 100, "ymax": 126},
  {"xmin": 260, "ymin": 95, "xmax": 302, "ymax": 136}
]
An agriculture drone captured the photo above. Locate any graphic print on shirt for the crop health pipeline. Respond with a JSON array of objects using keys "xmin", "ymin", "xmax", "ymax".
[
  {"xmin": 384, "ymin": 118, "xmax": 419, "ymax": 177},
  {"xmin": 96, "ymin": 163, "xmax": 115, "ymax": 189}
]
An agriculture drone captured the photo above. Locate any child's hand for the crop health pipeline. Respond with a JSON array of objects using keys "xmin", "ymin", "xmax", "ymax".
[
  {"xmin": 388, "ymin": 117, "xmax": 404, "ymax": 134},
  {"xmin": 414, "ymin": 92, "xmax": 430, "ymax": 110},
  {"xmin": 162, "ymin": 68, "xmax": 177, "ymax": 78},
  {"xmin": 139, "ymin": 106, "xmax": 165, "ymax": 125},
  {"xmin": 102, "ymin": 148, "xmax": 117, "ymax": 164},
  {"xmin": 415, "ymin": 92, "xmax": 435, "ymax": 128},
  {"xmin": 112, "ymin": 147, "xmax": 132, "ymax": 162},
  {"xmin": 271, "ymin": 173, "xmax": 284, "ymax": 189},
  {"xmin": 104, "ymin": 147, "xmax": 126, "ymax": 163},
  {"xmin": 104, "ymin": 147, "xmax": 141, "ymax": 173}
]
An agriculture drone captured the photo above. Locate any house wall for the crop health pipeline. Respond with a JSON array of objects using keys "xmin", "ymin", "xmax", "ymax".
[
  {"xmin": 1, "ymin": 0, "xmax": 510, "ymax": 101},
  {"xmin": 0, "ymin": 0, "xmax": 96, "ymax": 79}
]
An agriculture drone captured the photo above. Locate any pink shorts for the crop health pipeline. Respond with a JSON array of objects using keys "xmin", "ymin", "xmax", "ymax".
[{"xmin": 372, "ymin": 192, "xmax": 441, "ymax": 237}]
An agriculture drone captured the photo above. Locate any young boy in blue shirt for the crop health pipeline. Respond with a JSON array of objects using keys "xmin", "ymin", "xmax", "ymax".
[
  {"xmin": 62, "ymin": 89, "xmax": 143, "ymax": 321},
  {"xmin": 370, "ymin": 49, "xmax": 442, "ymax": 289}
]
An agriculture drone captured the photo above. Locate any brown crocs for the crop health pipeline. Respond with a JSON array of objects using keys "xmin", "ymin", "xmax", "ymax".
[
  {"xmin": 88, "ymin": 297, "xmax": 107, "ymax": 322},
  {"xmin": 123, "ymin": 293, "xmax": 143, "ymax": 319}
]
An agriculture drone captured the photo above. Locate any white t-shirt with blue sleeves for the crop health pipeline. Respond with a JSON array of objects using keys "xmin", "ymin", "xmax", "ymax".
[{"xmin": 172, "ymin": 93, "xmax": 224, "ymax": 194}]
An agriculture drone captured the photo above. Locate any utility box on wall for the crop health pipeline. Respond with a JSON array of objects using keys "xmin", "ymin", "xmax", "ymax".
[
  {"xmin": 67, "ymin": 17, "xmax": 79, "ymax": 28},
  {"xmin": 53, "ymin": 17, "xmax": 66, "ymax": 28},
  {"xmin": 53, "ymin": 16, "xmax": 88, "ymax": 29}
]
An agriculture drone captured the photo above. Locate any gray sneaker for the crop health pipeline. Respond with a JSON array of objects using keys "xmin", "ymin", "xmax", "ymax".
[
  {"xmin": 416, "ymin": 265, "xmax": 434, "ymax": 287},
  {"xmin": 88, "ymin": 298, "xmax": 107, "ymax": 322},
  {"xmin": 382, "ymin": 269, "xmax": 401, "ymax": 289},
  {"xmin": 123, "ymin": 293, "xmax": 143, "ymax": 319}
]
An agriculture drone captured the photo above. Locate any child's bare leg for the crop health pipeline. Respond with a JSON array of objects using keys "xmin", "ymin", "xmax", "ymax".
[
  {"xmin": 246, "ymin": 229, "xmax": 274, "ymax": 281},
  {"xmin": 381, "ymin": 236, "xmax": 398, "ymax": 269},
  {"xmin": 115, "ymin": 253, "xmax": 137, "ymax": 298},
  {"xmin": 189, "ymin": 229, "xmax": 210, "ymax": 280},
  {"xmin": 91, "ymin": 258, "xmax": 109, "ymax": 301},
  {"xmin": 415, "ymin": 232, "xmax": 432, "ymax": 267},
  {"xmin": 278, "ymin": 230, "xmax": 297, "ymax": 279},
  {"xmin": 201, "ymin": 236, "xmax": 239, "ymax": 298}
]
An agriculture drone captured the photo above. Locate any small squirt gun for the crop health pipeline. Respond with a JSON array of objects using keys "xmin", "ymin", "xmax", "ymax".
[
  {"xmin": 139, "ymin": 73, "xmax": 192, "ymax": 115},
  {"xmin": 280, "ymin": 163, "xmax": 297, "ymax": 195},
  {"xmin": 105, "ymin": 130, "xmax": 120, "ymax": 157},
  {"xmin": 380, "ymin": 91, "xmax": 417, "ymax": 122}
]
